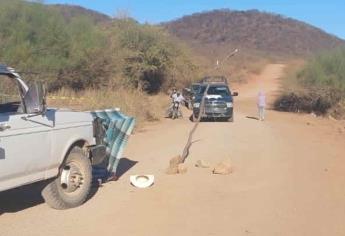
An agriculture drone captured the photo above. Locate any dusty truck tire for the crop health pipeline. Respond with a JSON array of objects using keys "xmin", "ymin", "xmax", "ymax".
[{"xmin": 42, "ymin": 147, "xmax": 92, "ymax": 210}]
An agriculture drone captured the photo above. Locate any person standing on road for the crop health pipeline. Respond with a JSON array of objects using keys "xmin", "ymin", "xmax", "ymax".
[{"xmin": 257, "ymin": 91, "xmax": 266, "ymax": 121}]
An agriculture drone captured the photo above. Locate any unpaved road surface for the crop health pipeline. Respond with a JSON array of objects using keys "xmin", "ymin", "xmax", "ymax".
[{"xmin": 1, "ymin": 64, "xmax": 345, "ymax": 236}]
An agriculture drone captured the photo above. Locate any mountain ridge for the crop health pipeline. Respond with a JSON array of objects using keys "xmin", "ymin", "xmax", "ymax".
[{"xmin": 163, "ymin": 9, "xmax": 345, "ymax": 58}]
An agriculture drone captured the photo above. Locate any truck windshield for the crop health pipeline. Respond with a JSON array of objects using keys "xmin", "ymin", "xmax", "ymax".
[{"xmin": 199, "ymin": 85, "xmax": 230, "ymax": 97}]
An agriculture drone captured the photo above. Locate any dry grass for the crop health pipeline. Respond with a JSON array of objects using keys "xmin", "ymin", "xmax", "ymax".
[
  {"xmin": 48, "ymin": 87, "xmax": 170, "ymax": 126},
  {"xmin": 279, "ymin": 59, "xmax": 306, "ymax": 92}
]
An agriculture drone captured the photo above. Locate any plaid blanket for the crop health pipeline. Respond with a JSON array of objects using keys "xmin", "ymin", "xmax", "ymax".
[{"xmin": 91, "ymin": 109, "xmax": 135, "ymax": 179}]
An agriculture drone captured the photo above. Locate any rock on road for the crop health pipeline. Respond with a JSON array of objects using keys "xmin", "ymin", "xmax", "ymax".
[{"xmin": 1, "ymin": 64, "xmax": 345, "ymax": 236}]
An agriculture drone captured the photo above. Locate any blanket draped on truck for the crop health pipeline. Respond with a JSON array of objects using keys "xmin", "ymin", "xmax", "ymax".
[{"xmin": 91, "ymin": 109, "xmax": 135, "ymax": 180}]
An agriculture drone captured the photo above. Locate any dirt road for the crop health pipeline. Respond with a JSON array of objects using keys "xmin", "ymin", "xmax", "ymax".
[{"xmin": 1, "ymin": 64, "xmax": 345, "ymax": 236}]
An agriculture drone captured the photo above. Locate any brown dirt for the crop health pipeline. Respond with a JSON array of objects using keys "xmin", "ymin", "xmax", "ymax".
[{"xmin": 1, "ymin": 64, "xmax": 345, "ymax": 236}]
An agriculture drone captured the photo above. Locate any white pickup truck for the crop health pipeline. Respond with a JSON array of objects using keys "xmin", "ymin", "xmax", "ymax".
[{"xmin": 0, "ymin": 64, "xmax": 109, "ymax": 209}]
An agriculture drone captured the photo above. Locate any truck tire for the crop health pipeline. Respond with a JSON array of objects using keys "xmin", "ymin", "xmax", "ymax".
[{"xmin": 42, "ymin": 147, "xmax": 92, "ymax": 209}]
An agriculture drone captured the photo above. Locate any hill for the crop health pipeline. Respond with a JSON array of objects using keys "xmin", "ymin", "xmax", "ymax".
[
  {"xmin": 0, "ymin": 0, "xmax": 198, "ymax": 93},
  {"xmin": 49, "ymin": 4, "xmax": 111, "ymax": 23},
  {"xmin": 164, "ymin": 9, "xmax": 345, "ymax": 58}
]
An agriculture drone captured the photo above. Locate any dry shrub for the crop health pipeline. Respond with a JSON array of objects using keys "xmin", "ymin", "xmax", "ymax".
[
  {"xmin": 329, "ymin": 100, "xmax": 345, "ymax": 119},
  {"xmin": 48, "ymin": 87, "xmax": 170, "ymax": 126},
  {"xmin": 273, "ymin": 89, "xmax": 341, "ymax": 115}
]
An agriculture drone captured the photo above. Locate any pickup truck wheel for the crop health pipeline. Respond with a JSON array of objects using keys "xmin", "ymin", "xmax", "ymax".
[{"xmin": 42, "ymin": 147, "xmax": 92, "ymax": 209}]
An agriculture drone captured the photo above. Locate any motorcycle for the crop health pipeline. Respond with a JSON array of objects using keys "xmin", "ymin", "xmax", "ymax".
[{"xmin": 171, "ymin": 101, "xmax": 182, "ymax": 119}]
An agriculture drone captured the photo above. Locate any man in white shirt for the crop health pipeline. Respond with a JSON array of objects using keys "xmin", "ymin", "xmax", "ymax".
[
  {"xmin": 172, "ymin": 92, "xmax": 185, "ymax": 117},
  {"xmin": 173, "ymin": 91, "xmax": 185, "ymax": 103},
  {"xmin": 166, "ymin": 90, "xmax": 184, "ymax": 118}
]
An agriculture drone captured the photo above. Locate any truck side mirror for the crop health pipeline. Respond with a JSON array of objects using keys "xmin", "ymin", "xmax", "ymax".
[
  {"xmin": 24, "ymin": 82, "xmax": 46, "ymax": 114},
  {"xmin": 232, "ymin": 92, "xmax": 239, "ymax": 96}
]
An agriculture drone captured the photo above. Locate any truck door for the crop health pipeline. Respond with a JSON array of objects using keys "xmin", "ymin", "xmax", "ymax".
[{"xmin": 0, "ymin": 76, "xmax": 52, "ymax": 192}]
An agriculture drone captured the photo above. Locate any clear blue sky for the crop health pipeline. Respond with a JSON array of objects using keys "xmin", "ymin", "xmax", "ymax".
[{"xmin": 44, "ymin": 0, "xmax": 345, "ymax": 39}]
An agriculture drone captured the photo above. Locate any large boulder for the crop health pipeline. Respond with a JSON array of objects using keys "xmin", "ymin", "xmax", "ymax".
[
  {"xmin": 177, "ymin": 163, "xmax": 188, "ymax": 174},
  {"xmin": 213, "ymin": 159, "xmax": 233, "ymax": 175},
  {"xmin": 166, "ymin": 155, "xmax": 184, "ymax": 175},
  {"xmin": 195, "ymin": 160, "xmax": 211, "ymax": 168}
]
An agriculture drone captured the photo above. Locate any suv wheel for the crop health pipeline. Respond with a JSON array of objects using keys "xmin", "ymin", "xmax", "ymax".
[{"xmin": 42, "ymin": 147, "xmax": 92, "ymax": 209}]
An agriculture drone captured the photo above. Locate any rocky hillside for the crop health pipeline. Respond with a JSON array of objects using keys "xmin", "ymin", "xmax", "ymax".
[{"xmin": 164, "ymin": 10, "xmax": 345, "ymax": 58}]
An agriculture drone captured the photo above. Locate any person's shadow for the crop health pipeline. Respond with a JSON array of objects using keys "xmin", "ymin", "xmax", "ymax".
[
  {"xmin": 245, "ymin": 116, "xmax": 259, "ymax": 120},
  {"xmin": 115, "ymin": 158, "xmax": 138, "ymax": 178}
]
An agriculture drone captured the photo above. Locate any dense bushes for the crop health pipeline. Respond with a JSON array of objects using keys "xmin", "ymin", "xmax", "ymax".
[
  {"xmin": 274, "ymin": 91, "xmax": 334, "ymax": 115},
  {"xmin": 299, "ymin": 48, "xmax": 345, "ymax": 93},
  {"xmin": 275, "ymin": 48, "xmax": 345, "ymax": 116},
  {"xmin": 108, "ymin": 19, "xmax": 198, "ymax": 93},
  {"xmin": 0, "ymin": 0, "xmax": 198, "ymax": 93}
]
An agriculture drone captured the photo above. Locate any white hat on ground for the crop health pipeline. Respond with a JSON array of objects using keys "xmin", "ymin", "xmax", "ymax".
[{"xmin": 130, "ymin": 175, "xmax": 154, "ymax": 188}]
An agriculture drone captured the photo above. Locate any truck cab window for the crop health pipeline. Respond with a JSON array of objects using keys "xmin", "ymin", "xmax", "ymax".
[{"xmin": 0, "ymin": 75, "xmax": 23, "ymax": 113}]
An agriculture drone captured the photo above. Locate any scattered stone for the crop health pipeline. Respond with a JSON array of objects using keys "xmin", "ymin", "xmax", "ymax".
[
  {"xmin": 166, "ymin": 166, "xmax": 179, "ymax": 175},
  {"xmin": 195, "ymin": 160, "xmax": 211, "ymax": 168},
  {"xmin": 177, "ymin": 163, "xmax": 188, "ymax": 174},
  {"xmin": 166, "ymin": 155, "xmax": 184, "ymax": 175},
  {"xmin": 213, "ymin": 159, "xmax": 233, "ymax": 175}
]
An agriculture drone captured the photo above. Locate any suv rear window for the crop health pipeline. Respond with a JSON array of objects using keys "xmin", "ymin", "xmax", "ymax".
[{"xmin": 199, "ymin": 85, "xmax": 230, "ymax": 97}]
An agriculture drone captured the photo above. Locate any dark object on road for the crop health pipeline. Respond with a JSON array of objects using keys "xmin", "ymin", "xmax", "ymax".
[{"xmin": 246, "ymin": 116, "xmax": 260, "ymax": 120}]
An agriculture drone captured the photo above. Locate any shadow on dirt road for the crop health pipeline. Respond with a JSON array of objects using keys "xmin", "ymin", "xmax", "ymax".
[
  {"xmin": 0, "ymin": 158, "xmax": 137, "ymax": 214},
  {"xmin": 0, "ymin": 182, "xmax": 46, "ymax": 214}
]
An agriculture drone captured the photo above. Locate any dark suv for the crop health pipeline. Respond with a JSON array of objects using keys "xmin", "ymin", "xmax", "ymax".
[
  {"xmin": 192, "ymin": 76, "xmax": 238, "ymax": 122},
  {"xmin": 182, "ymin": 82, "xmax": 202, "ymax": 109}
]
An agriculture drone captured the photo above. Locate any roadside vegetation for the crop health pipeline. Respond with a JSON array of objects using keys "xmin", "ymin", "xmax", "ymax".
[
  {"xmin": 0, "ymin": 0, "xmax": 200, "ymax": 123},
  {"xmin": 48, "ymin": 88, "xmax": 169, "ymax": 125},
  {"xmin": 274, "ymin": 48, "xmax": 345, "ymax": 118}
]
